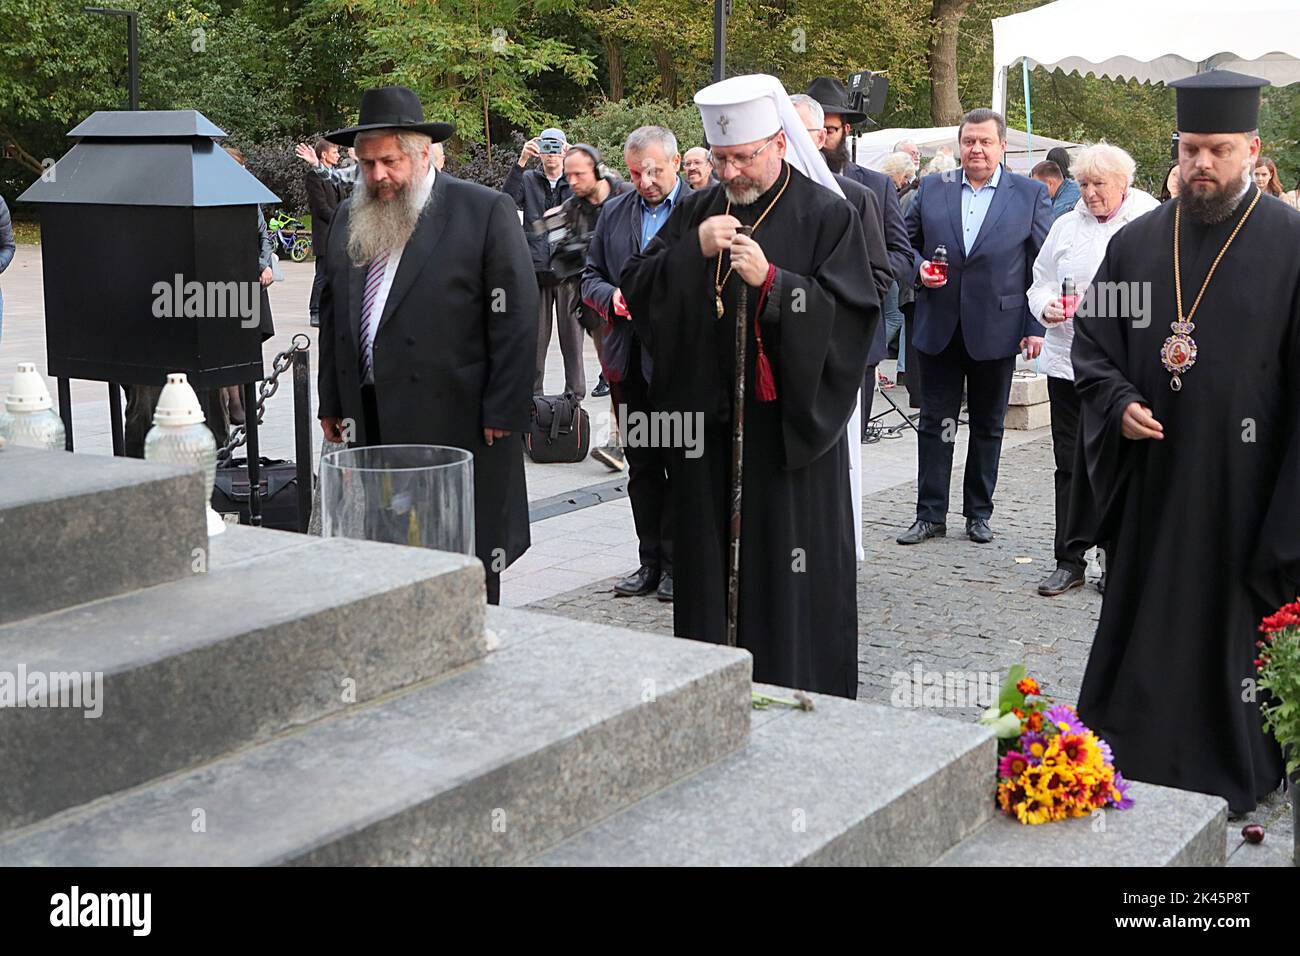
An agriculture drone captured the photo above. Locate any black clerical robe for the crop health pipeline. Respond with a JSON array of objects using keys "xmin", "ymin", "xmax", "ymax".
[
  {"xmin": 1072, "ymin": 185, "xmax": 1300, "ymax": 813},
  {"xmin": 622, "ymin": 163, "xmax": 879, "ymax": 698}
]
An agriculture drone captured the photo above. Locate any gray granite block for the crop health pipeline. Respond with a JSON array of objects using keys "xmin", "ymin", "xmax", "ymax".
[
  {"xmin": 532, "ymin": 686, "xmax": 995, "ymax": 866},
  {"xmin": 207, "ymin": 523, "xmax": 316, "ymax": 567},
  {"xmin": 934, "ymin": 780, "xmax": 1227, "ymax": 866},
  {"xmin": 0, "ymin": 446, "xmax": 205, "ymax": 625},
  {"xmin": 0, "ymin": 618, "xmax": 752, "ymax": 865},
  {"xmin": 484, "ymin": 604, "xmax": 580, "ymax": 651},
  {"xmin": 0, "ymin": 536, "xmax": 484, "ymax": 832}
]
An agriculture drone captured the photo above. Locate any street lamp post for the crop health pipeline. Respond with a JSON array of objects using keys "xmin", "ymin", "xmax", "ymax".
[
  {"xmin": 713, "ymin": 0, "xmax": 728, "ymax": 83},
  {"xmin": 83, "ymin": 6, "xmax": 139, "ymax": 455},
  {"xmin": 84, "ymin": 7, "xmax": 139, "ymax": 111}
]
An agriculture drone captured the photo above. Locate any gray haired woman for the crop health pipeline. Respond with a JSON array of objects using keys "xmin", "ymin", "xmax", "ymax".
[{"xmin": 1027, "ymin": 142, "xmax": 1159, "ymax": 597}]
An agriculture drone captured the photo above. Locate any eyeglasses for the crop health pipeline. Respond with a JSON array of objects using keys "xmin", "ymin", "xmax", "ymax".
[
  {"xmin": 710, "ymin": 134, "xmax": 779, "ymax": 172},
  {"xmin": 824, "ymin": 124, "xmax": 844, "ymax": 135}
]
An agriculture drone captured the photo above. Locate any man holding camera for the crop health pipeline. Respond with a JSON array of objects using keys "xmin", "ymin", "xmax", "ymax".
[
  {"xmin": 503, "ymin": 128, "xmax": 584, "ymax": 398},
  {"xmin": 551, "ymin": 144, "xmax": 632, "ymax": 470}
]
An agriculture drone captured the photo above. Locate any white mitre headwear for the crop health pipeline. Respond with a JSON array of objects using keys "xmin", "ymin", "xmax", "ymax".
[{"xmin": 693, "ymin": 73, "xmax": 844, "ymax": 201}]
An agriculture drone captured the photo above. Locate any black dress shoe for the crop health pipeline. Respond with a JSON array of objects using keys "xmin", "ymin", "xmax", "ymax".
[
  {"xmin": 309, "ymin": 313, "xmax": 320, "ymax": 328},
  {"xmin": 656, "ymin": 573, "xmax": 674, "ymax": 602},
  {"xmin": 614, "ymin": 565, "xmax": 660, "ymax": 596},
  {"xmin": 897, "ymin": 519, "xmax": 946, "ymax": 545},
  {"xmin": 1038, "ymin": 566, "xmax": 1085, "ymax": 597},
  {"xmin": 591, "ymin": 377, "xmax": 610, "ymax": 397},
  {"xmin": 966, "ymin": 518, "xmax": 994, "ymax": 543},
  {"xmin": 1096, "ymin": 571, "xmax": 1106, "ymax": 594}
]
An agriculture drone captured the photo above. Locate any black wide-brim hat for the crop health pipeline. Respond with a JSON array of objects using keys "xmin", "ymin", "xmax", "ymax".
[
  {"xmin": 326, "ymin": 85, "xmax": 455, "ymax": 146},
  {"xmin": 805, "ymin": 76, "xmax": 867, "ymax": 124}
]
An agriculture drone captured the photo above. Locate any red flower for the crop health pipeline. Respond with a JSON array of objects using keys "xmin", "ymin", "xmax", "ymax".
[
  {"xmin": 1026, "ymin": 711, "xmax": 1044, "ymax": 732},
  {"xmin": 1259, "ymin": 600, "xmax": 1300, "ymax": 634},
  {"xmin": 1012, "ymin": 707, "xmax": 1026, "ymax": 720},
  {"xmin": 1017, "ymin": 677, "xmax": 1041, "ymax": 696}
]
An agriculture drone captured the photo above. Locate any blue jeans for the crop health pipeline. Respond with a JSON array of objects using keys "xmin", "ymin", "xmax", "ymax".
[{"xmin": 883, "ymin": 281, "xmax": 905, "ymax": 372}]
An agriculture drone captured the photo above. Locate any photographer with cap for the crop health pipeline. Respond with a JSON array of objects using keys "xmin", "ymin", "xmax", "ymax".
[{"xmin": 503, "ymin": 128, "xmax": 584, "ymax": 398}]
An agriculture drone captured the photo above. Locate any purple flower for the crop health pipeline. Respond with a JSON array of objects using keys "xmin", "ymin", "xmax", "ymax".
[
  {"xmin": 1020, "ymin": 732, "xmax": 1049, "ymax": 765},
  {"xmin": 1111, "ymin": 771, "xmax": 1134, "ymax": 809},
  {"xmin": 1097, "ymin": 737, "xmax": 1114, "ymax": 766},
  {"xmin": 1046, "ymin": 704, "xmax": 1085, "ymax": 735}
]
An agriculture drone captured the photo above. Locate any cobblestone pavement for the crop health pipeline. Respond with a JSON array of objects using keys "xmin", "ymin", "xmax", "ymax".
[
  {"xmin": 528, "ymin": 436, "xmax": 1099, "ymax": 713},
  {"xmin": 526, "ymin": 435, "xmax": 1295, "ymax": 866}
]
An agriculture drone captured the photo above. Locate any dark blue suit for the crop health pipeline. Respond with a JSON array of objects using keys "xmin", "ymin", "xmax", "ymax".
[{"xmin": 904, "ymin": 165, "xmax": 1052, "ymax": 524}]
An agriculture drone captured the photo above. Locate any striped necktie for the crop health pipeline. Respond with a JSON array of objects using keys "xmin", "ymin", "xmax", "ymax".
[{"xmin": 358, "ymin": 252, "xmax": 389, "ymax": 383}]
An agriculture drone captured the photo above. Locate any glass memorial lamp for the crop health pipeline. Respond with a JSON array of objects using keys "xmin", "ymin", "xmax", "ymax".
[
  {"xmin": 144, "ymin": 372, "xmax": 224, "ymax": 536},
  {"xmin": 0, "ymin": 363, "xmax": 67, "ymax": 451}
]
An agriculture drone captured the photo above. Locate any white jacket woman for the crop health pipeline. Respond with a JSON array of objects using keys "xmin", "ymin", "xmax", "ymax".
[
  {"xmin": 1028, "ymin": 184, "xmax": 1160, "ymax": 381},
  {"xmin": 1026, "ymin": 142, "xmax": 1159, "ymax": 600}
]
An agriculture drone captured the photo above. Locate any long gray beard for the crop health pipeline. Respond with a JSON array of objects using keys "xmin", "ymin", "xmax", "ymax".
[
  {"xmin": 1179, "ymin": 166, "xmax": 1251, "ymax": 224},
  {"xmin": 347, "ymin": 176, "xmax": 427, "ymax": 265}
]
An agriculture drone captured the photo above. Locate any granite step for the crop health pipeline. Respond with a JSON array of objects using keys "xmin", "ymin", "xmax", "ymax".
[
  {"xmin": 0, "ymin": 611, "xmax": 751, "ymax": 865},
  {"xmin": 531, "ymin": 686, "xmax": 995, "ymax": 866},
  {"xmin": 934, "ymin": 780, "xmax": 1227, "ymax": 866},
  {"xmin": 0, "ymin": 446, "xmax": 205, "ymax": 625},
  {"xmin": 0, "ymin": 530, "xmax": 484, "ymax": 832}
]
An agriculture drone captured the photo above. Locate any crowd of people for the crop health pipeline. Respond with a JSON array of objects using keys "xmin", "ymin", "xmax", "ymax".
[{"xmin": 4, "ymin": 65, "xmax": 1260, "ymax": 819}]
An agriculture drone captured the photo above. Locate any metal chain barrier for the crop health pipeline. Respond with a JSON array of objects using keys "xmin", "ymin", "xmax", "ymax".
[{"xmin": 217, "ymin": 333, "xmax": 311, "ymax": 462}]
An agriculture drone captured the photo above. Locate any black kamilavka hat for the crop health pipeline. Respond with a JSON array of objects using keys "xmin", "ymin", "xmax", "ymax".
[
  {"xmin": 804, "ymin": 76, "xmax": 868, "ymax": 124},
  {"xmin": 326, "ymin": 86, "xmax": 454, "ymax": 146},
  {"xmin": 1169, "ymin": 70, "xmax": 1269, "ymax": 133}
]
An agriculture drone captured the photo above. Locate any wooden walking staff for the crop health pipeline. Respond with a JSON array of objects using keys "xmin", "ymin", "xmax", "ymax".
[{"xmin": 725, "ymin": 225, "xmax": 753, "ymax": 648}]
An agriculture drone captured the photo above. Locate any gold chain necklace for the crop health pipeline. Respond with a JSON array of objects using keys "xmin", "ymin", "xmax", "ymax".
[
  {"xmin": 1164, "ymin": 189, "xmax": 1261, "ymax": 391},
  {"xmin": 714, "ymin": 164, "xmax": 792, "ymax": 318}
]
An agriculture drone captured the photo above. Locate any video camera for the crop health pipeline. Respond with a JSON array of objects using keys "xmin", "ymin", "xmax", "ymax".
[
  {"xmin": 846, "ymin": 70, "xmax": 890, "ymax": 122},
  {"xmin": 534, "ymin": 206, "xmax": 591, "ymax": 281}
]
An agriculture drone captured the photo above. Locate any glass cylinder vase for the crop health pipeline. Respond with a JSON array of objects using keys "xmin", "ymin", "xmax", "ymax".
[{"xmin": 320, "ymin": 444, "xmax": 475, "ymax": 555}]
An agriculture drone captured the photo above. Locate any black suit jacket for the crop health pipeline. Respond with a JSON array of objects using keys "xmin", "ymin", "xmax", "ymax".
[
  {"xmin": 318, "ymin": 171, "xmax": 540, "ymax": 568},
  {"xmin": 833, "ymin": 173, "xmax": 893, "ymax": 365},
  {"xmin": 304, "ymin": 168, "xmax": 346, "ymax": 253},
  {"xmin": 840, "ymin": 160, "xmax": 913, "ymax": 285}
]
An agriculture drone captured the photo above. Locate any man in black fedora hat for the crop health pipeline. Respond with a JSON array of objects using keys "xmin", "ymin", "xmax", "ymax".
[
  {"xmin": 805, "ymin": 76, "xmax": 913, "ymax": 413},
  {"xmin": 316, "ymin": 85, "xmax": 538, "ymax": 604}
]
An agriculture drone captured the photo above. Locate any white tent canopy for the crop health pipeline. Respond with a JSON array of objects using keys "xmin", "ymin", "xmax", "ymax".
[
  {"xmin": 992, "ymin": 0, "xmax": 1300, "ymax": 114},
  {"xmin": 855, "ymin": 126, "xmax": 1080, "ymax": 174}
]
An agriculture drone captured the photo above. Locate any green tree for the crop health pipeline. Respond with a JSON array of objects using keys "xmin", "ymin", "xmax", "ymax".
[{"xmin": 326, "ymin": 0, "xmax": 596, "ymax": 156}]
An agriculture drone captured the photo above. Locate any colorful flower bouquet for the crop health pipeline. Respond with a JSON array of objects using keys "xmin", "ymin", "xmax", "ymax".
[{"xmin": 978, "ymin": 665, "xmax": 1132, "ymax": 825}]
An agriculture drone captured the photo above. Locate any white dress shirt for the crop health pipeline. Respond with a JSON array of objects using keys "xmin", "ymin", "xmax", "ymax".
[{"xmin": 362, "ymin": 164, "xmax": 437, "ymax": 384}]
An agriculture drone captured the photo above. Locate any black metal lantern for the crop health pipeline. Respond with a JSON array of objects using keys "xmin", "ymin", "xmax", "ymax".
[{"xmin": 19, "ymin": 110, "xmax": 278, "ymax": 394}]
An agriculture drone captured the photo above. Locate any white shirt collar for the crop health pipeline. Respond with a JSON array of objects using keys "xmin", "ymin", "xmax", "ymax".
[
  {"xmin": 416, "ymin": 163, "xmax": 436, "ymax": 207},
  {"xmin": 962, "ymin": 164, "xmax": 1002, "ymax": 191}
]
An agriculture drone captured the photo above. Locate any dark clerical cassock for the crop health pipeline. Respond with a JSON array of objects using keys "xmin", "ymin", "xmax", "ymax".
[
  {"xmin": 622, "ymin": 160, "xmax": 879, "ymax": 698},
  {"xmin": 1072, "ymin": 71, "xmax": 1300, "ymax": 814}
]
